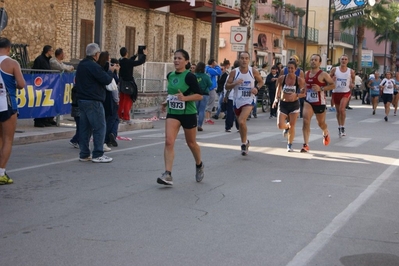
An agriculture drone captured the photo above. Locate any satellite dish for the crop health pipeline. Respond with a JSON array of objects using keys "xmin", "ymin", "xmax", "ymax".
[
  {"xmin": 368, "ymin": 0, "xmax": 376, "ymax": 7},
  {"xmin": 0, "ymin": 8, "xmax": 8, "ymax": 32}
]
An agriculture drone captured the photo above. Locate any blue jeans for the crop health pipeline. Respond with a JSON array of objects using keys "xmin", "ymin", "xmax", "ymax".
[
  {"xmin": 70, "ymin": 116, "xmax": 80, "ymax": 144},
  {"xmin": 78, "ymin": 100, "xmax": 106, "ymax": 159},
  {"xmin": 196, "ymin": 95, "xmax": 209, "ymax": 127},
  {"xmin": 215, "ymin": 92, "xmax": 225, "ymax": 116},
  {"xmin": 105, "ymin": 104, "xmax": 119, "ymax": 143}
]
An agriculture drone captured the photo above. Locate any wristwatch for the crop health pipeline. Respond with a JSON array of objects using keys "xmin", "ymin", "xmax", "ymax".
[{"xmin": 320, "ymin": 86, "xmax": 324, "ymax": 91}]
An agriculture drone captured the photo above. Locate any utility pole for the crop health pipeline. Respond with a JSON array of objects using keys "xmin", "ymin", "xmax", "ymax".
[
  {"xmin": 94, "ymin": 0, "xmax": 104, "ymax": 48},
  {"xmin": 210, "ymin": 0, "xmax": 217, "ymax": 59}
]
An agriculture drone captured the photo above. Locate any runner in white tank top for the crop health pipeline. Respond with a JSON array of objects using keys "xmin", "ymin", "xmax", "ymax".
[
  {"xmin": 225, "ymin": 52, "xmax": 264, "ymax": 156},
  {"xmin": 0, "ymin": 37, "xmax": 26, "ymax": 185},
  {"xmin": 329, "ymin": 54, "xmax": 355, "ymax": 138}
]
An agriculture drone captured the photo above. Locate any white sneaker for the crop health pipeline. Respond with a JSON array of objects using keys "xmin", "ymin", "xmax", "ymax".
[
  {"xmin": 103, "ymin": 143, "xmax": 111, "ymax": 152},
  {"xmin": 92, "ymin": 155, "xmax": 113, "ymax": 163}
]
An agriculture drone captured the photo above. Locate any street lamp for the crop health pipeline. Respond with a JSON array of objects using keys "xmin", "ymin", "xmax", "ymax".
[
  {"xmin": 210, "ymin": 0, "xmax": 217, "ymax": 59},
  {"xmin": 302, "ymin": 0, "xmax": 310, "ymax": 70}
]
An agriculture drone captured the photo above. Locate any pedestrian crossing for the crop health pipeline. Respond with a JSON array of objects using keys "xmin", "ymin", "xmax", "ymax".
[{"xmin": 132, "ymin": 129, "xmax": 399, "ymax": 151}]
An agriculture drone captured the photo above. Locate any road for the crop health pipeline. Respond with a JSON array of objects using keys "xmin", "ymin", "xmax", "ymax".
[{"xmin": 1, "ymin": 101, "xmax": 399, "ymax": 266}]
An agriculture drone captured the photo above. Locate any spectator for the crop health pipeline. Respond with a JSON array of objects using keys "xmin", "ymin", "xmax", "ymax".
[
  {"xmin": 118, "ymin": 47, "xmax": 147, "ymax": 123},
  {"xmin": 69, "ymin": 85, "xmax": 80, "ymax": 149},
  {"xmin": 32, "ymin": 45, "xmax": 55, "ymax": 127},
  {"xmin": 204, "ymin": 58, "xmax": 222, "ymax": 124},
  {"xmin": 195, "ymin": 62, "xmax": 212, "ymax": 131},
  {"xmin": 50, "ymin": 48, "xmax": 74, "ymax": 72},
  {"xmin": 212, "ymin": 60, "xmax": 230, "ymax": 120},
  {"xmin": 0, "ymin": 37, "xmax": 26, "ymax": 185},
  {"xmin": 75, "ymin": 43, "xmax": 115, "ymax": 163},
  {"xmin": 265, "ymin": 66, "xmax": 279, "ymax": 118}
]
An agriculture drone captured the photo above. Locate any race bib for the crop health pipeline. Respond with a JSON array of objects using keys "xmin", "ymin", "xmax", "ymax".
[
  {"xmin": 240, "ymin": 88, "xmax": 252, "ymax": 98},
  {"xmin": 306, "ymin": 90, "xmax": 319, "ymax": 103},
  {"xmin": 168, "ymin": 95, "xmax": 185, "ymax": 110},
  {"xmin": 336, "ymin": 78, "xmax": 347, "ymax": 90}
]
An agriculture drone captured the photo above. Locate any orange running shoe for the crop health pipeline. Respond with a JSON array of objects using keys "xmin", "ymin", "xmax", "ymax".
[
  {"xmin": 300, "ymin": 144, "xmax": 309, "ymax": 153},
  {"xmin": 323, "ymin": 133, "xmax": 330, "ymax": 146}
]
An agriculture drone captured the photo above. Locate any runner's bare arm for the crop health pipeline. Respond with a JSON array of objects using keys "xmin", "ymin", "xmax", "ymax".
[
  {"xmin": 350, "ymin": 69, "xmax": 356, "ymax": 89},
  {"xmin": 225, "ymin": 69, "xmax": 240, "ymax": 91},
  {"xmin": 12, "ymin": 59, "xmax": 26, "ymax": 89},
  {"xmin": 297, "ymin": 77, "xmax": 306, "ymax": 98}
]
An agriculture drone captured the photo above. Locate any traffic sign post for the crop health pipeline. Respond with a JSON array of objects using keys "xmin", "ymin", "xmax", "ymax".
[{"xmin": 230, "ymin": 26, "xmax": 247, "ymax": 45}]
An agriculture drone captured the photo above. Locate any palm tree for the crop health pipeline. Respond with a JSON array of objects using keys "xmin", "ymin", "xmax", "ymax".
[
  {"xmin": 368, "ymin": 2, "xmax": 399, "ymax": 72},
  {"xmin": 239, "ymin": 0, "xmax": 254, "ymax": 51},
  {"xmin": 339, "ymin": 0, "xmax": 391, "ymax": 72}
]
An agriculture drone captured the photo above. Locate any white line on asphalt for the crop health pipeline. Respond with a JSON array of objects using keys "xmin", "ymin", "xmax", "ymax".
[
  {"xmin": 7, "ymin": 141, "xmax": 165, "ymax": 173},
  {"xmin": 384, "ymin": 140, "xmax": 399, "ymax": 151},
  {"xmin": 286, "ymin": 158, "xmax": 399, "ymax": 266},
  {"xmin": 334, "ymin": 137, "xmax": 371, "ymax": 147},
  {"xmin": 359, "ymin": 118, "xmax": 381, "ymax": 123}
]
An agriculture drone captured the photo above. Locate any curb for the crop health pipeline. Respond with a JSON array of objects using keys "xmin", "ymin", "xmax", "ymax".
[{"xmin": 13, "ymin": 120, "xmax": 154, "ymax": 145}]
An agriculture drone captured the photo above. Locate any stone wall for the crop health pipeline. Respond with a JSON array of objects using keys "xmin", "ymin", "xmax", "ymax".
[{"xmin": 2, "ymin": 0, "xmax": 216, "ymax": 64}]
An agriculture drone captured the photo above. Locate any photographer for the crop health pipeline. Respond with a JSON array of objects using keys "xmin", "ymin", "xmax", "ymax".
[{"xmin": 118, "ymin": 46, "xmax": 147, "ymax": 123}]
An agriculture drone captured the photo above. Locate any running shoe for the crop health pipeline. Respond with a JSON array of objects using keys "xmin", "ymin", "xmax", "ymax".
[
  {"xmin": 157, "ymin": 171, "xmax": 173, "ymax": 186},
  {"xmin": 323, "ymin": 133, "xmax": 330, "ymax": 146},
  {"xmin": 283, "ymin": 128, "xmax": 289, "ymax": 138},
  {"xmin": 225, "ymin": 129, "xmax": 231, "ymax": 132},
  {"xmin": 103, "ymin": 143, "xmax": 112, "ymax": 152},
  {"xmin": 92, "ymin": 155, "xmax": 113, "ymax": 163},
  {"xmin": 79, "ymin": 156, "xmax": 92, "ymax": 162},
  {"xmin": 384, "ymin": 116, "xmax": 388, "ymax": 122},
  {"xmin": 197, "ymin": 127, "xmax": 203, "ymax": 131},
  {"xmin": 341, "ymin": 127, "xmax": 346, "ymax": 136},
  {"xmin": 338, "ymin": 127, "xmax": 342, "ymax": 138},
  {"xmin": 195, "ymin": 163, "xmax": 204, "ymax": 182},
  {"xmin": 372, "ymin": 110, "xmax": 375, "ymax": 115},
  {"xmin": 287, "ymin": 143, "xmax": 293, "ymax": 152},
  {"xmin": 205, "ymin": 119, "xmax": 214, "ymax": 125},
  {"xmin": 69, "ymin": 141, "xmax": 79, "ymax": 149},
  {"xmin": 241, "ymin": 140, "xmax": 250, "ymax": 156},
  {"xmin": 0, "ymin": 173, "xmax": 13, "ymax": 185},
  {"xmin": 300, "ymin": 144, "xmax": 309, "ymax": 153}
]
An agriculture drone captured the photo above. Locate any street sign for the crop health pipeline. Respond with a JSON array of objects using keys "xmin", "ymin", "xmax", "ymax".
[
  {"xmin": 361, "ymin": 49, "xmax": 373, "ymax": 68},
  {"xmin": 230, "ymin": 26, "xmax": 247, "ymax": 44},
  {"xmin": 231, "ymin": 44, "xmax": 245, "ymax": 52}
]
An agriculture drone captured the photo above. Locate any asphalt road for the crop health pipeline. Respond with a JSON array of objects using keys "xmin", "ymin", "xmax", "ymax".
[{"xmin": 1, "ymin": 100, "xmax": 399, "ymax": 266}]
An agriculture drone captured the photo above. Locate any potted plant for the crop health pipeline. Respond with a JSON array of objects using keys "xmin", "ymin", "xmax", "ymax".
[
  {"xmin": 296, "ymin": 7, "xmax": 306, "ymax": 17},
  {"xmin": 263, "ymin": 13, "xmax": 275, "ymax": 20},
  {"xmin": 285, "ymin": 3, "xmax": 296, "ymax": 13},
  {"xmin": 272, "ymin": 0, "xmax": 283, "ymax": 8}
]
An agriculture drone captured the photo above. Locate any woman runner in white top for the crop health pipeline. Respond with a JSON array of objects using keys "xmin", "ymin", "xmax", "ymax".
[
  {"xmin": 273, "ymin": 60, "xmax": 305, "ymax": 152},
  {"xmin": 379, "ymin": 71, "xmax": 395, "ymax": 121}
]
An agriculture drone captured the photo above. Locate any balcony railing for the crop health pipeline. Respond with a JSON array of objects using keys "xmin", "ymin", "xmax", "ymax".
[
  {"xmin": 334, "ymin": 32, "xmax": 354, "ymax": 45},
  {"xmin": 286, "ymin": 25, "xmax": 319, "ymax": 43},
  {"xmin": 215, "ymin": 0, "xmax": 240, "ymax": 8},
  {"xmin": 255, "ymin": 3, "xmax": 298, "ymax": 30}
]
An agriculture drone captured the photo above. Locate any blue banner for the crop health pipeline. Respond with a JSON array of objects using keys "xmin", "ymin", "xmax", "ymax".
[{"xmin": 17, "ymin": 72, "xmax": 75, "ymax": 119}]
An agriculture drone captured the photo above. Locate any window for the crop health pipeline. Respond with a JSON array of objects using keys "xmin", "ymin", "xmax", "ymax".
[
  {"xmin": 80, "ymin": 19, "xmax": 93, "ymax": 58},
  {"xmin": 126, "ymin": 27, "xmax": 136, "ymax": 55},
  {"xmin": 200, "ymin": 38, "xmax": 207, "ymax": 63},
  {"xmin": 177, "ymin": 35, "xmax": 184, "ymax": 50}
]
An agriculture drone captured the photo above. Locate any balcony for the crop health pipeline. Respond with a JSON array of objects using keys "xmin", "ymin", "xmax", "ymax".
[
  {"xmin": 120, "ymin": 0, "xmax": 240, "ymax": 23},
  {"xmin": 255, "ymin": 3, "xmax": 298, "ymax": 30},
  {"xmin": 334, "ymin": 31, "xmax": 354, "ymax": 46},
  {"xmin": 286, "ymin": 25, "xmax": 319, "ymax": 43}
]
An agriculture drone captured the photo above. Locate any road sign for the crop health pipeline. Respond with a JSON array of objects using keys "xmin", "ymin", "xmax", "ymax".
[
  {"xmin": 231, "ymin": 44, "xmax": 245, "ymax": 52},
  {"xmin": 230, "ymin": 26, "xmax": 247, "ymax": 44},
  {"xmin": 361, "ymin": 49, "xmax": 373, "ymax": 68}
]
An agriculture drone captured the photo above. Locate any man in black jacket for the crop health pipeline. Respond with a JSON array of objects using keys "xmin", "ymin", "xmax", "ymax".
[
  {"xmin": 75, "ymin": 43, "xmax": 116, "ymax": 163},
  {"xmin": 32, "ymin": 45, "xmax": 55, "ymax": 127}
]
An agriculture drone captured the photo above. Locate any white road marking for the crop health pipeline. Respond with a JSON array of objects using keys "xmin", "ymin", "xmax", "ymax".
[
  {"xmin": 384, "ymin": 140, "xmax": 399, "ymax": 151},
  {"xmin": 334, "ymin": 137, "xmax": 371, "ymax": 147},
  {"xmin": 233, "ymin": 132, "xmax": 280, "ymax": 141},
  {"xmin": 359, "ymin": 118, "xmax": 381, "ymax": 123},
  {"xmin": 286, "ymin": 159, "xmax": 399, "ymax": 266}
]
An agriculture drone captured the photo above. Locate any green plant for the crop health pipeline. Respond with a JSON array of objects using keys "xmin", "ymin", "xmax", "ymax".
[
  {"xmin": 272, "ymin": 0, "xmax": 283, "ymax": 8},
  {"xmin": 263, "ymin": 13, "xmax": 275, "ymax": 20},
  {"xmin": 284, "ymin": 3, "xmax": 296, "ymax": 13},
  {"xmin": 295, "ymin": 7, "xmax": 306, "ymax": 17}
]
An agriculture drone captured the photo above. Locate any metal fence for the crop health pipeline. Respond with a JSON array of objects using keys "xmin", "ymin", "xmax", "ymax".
[
  {"xmin": 133, "ymin": 62, "xmax": 174, "ymax": 93},
  {"xmin": 11, "ymin": 44, "xmax": 30, "ymax": 69}
]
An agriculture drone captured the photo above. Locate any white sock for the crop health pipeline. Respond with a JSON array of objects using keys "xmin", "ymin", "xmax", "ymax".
[{"xmin": 0, "ymin": 168, "xmax": 5, "ymax": 176}]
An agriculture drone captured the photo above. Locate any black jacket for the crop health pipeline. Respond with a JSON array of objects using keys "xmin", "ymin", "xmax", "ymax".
[
  {"xmin": 266, "ymin": 73, "xmax": 278, "ymax": 92},
  {"xmin": 217, "ymin": 72, "xmax": 228, "ymax": 93},
  {"xmin": 75, "ymin": 56, "xmax": 113, "ymax": 102},
  {"xmin": 32, "ymin": 53, "xmax": 51, "ymax": 70},
  {"xmin": 119, "ymin": 54, "xmax": 146, "ymax": 81}
]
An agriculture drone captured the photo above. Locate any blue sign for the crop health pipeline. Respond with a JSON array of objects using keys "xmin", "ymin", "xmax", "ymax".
[{"xmin": 17, "ymin": 72, "xmax": 75, "ymax": 119}]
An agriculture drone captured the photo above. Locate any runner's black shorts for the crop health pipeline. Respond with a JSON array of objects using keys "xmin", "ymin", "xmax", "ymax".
[{"xmin": 166, "ymin": 113, "xmax": 197, "ymax": 129}]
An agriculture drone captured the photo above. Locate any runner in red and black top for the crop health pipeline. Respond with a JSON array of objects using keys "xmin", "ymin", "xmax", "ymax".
[{"xmin": 301, "ymin": 54, "xmax": 335, "ymax": 153}]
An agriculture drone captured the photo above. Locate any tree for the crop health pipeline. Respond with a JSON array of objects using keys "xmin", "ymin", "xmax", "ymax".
[
  {"xmin": 339, "ymin": 0, "xmax": 391, "ymax": 72},
  {"xmin": 239, "ymin": 0, "xmax": 255, "ymax": 51},
  {"xmin": 368, "ymin": 2, "xmax": 399, "ymax": 72}
]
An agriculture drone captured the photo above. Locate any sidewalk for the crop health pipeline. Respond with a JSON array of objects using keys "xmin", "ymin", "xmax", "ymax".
[{"xmin": 14, "ymin": 108, "xmax": 159, "ymax": 145}]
